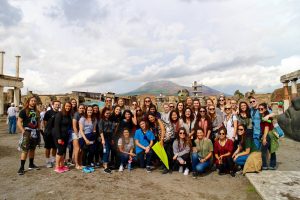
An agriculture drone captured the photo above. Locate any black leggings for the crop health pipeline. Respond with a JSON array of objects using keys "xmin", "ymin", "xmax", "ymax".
[
  {"xmin": 216, "ymin": 156, "xmax": 234, "ymax": 173},
  {"xmin": 55, "ymin": 135, "xmax": 68, "ymax": 156},
  {"xmin": 163, "ymin": 139, "xmax": 174, "ymax": 170}
]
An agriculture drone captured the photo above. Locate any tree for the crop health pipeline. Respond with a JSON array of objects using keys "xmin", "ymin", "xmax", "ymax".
[{"xmin": 234, "ymin": 89, "xmax": 244, "ymax": 100}]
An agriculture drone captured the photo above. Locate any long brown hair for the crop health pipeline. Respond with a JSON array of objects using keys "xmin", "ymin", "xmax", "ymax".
[
  {"xmin": 61, "ymin": 101, "xmax": 72, "ymax": 116},
  {"xmin": 24, "ymin": 96, "xmax": 39, "ymax": 118},
  {"xmin": 176, "ymin": 127, "xmax": 192, "ymax": 149}
]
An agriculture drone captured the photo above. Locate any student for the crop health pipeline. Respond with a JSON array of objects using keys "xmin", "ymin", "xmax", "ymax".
[
  {"xmin": 223, "ymin": 105, "xmax": 238, "ymax": 142},
  {"xmin": 173, "ymin": 128, "xmax": 191, "ymax": 175},
  {"xmin": 214, "ymin": 127, "xmax": 235, "ymax": 176},
  {"xmin": 92, "ymin": 104, "xmax": 101, "ymax": 168},
  {"xmin": 7, "ymin": 103, "xmax": 17, "ymax": 134},
  {"xmin": 72, "ymin": 104, "xmax": 85, "ymax": 170},
  {"xmin": 43, "ymin": 100, "xmax": 61, "ymax": 168},
  {"xmin": 237, "ymin": 101, "xmax": 253, "ymax": 137},
  {"xmin": 175, "ymin": 102, "xmax": 185, "ymax": 119},
  {"xmin": 180, "ymin": 107, "xmax": 195, "ymax": 144},
  {"xmin": 192, "ymin": 99, "xmax": 201, "ymax": 118},
  {"xmin": 161, "ymin": 103, "xmax": 171, "ymax": 123},
  {"xmin": 195, "ymin": 106, "xmax": 212, "ymax": 139},
  {"xmin": 259, "ymin": 103, "xmax": 278, "ymax": 170},
  {"xmin": 217, "ymin": 96, "xmax": 226, "ymax": 113},
  {"xmin": 185, "ymin": 97, "xmax": 193, "ymax": 108},
  {"xmin": 169, "ymin": 110, "xmax": 181, "ymax": 135},
  {"xmin": 207, "ymin": 105, "xmax": 223, "ymax": 142},
  {"xmin": 110, "ymin": 105, "xmax": 122, "ymax": 169},
  {"xmin": 191, "ymin": 128, "xmax": 213, "ymax": 178},
  {"xmin": 53, "ymin": 102, "xmax": 73, "ymax": 173},
  {"xmin": 99, "ymin": 107, "xmax": 114, "ymax": 174},
  {"xmin": 79, "ymin": 106, "xmax": 97, "ymax": 171},
  {"xmin": 142, "ymin": 97, "xmax": 153, "ymax": 114},
  {"xmin": 118, "ymin": 128, "xmax": 136, "ymax": 171},
  {"xmin": 17, "ymin": 97, "xmax": 41, "ymax": 175},
  {"xmin": 134, "ymin": 120, "xmax": 155, "ymax": 173},
  {"xmin": 149, "ymin": 104, "xmax": 161, "ymax": 119}
]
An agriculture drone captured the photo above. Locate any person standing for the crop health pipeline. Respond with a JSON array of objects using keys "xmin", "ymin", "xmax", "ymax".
[
  {"xmin": 161, "ymin": 103, "xmax": 171, "ymax": 123},
  {"xmin": 7, "ymin": 103, "xmax": 17, "ymax": 134},
  {"xmin": 17, "ymin": 97, "xmax": 41, "ymax": 175},
  {"xmin": 43, "ymin": 100, "xmax": 61, "ymax": 168}
]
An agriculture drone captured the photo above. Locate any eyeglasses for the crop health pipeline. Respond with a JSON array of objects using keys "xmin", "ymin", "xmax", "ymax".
[
  {"xmin": 238, "ymin": 129, "xmax": 244, "ymax": 131},
  {"xmin": 250, "ymin": 100, "xmax": 256, "ymax": 103},
  {"xmin": 259, "ymin": 108, "xmax": 264, "ymax": 111}
]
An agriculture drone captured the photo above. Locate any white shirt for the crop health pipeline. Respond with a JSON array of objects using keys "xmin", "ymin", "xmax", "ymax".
[
  {"xmin": 7, "ymin": 106, "xmax": 17, "ymax": 117},
  {"xmin": 224, "ymin": 114, "xmax": 238, "ymax": 140},
  {"xmin": 161, "ymin": 111, "xmax": 170, "ymax": 123}
]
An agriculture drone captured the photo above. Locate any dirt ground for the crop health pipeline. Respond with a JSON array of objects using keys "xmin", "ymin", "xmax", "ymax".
[{"xmin": 0, "ymin": 119, "xmax": 265, "ymax": 200}]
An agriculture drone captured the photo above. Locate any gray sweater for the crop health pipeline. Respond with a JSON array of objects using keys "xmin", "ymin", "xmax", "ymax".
[{"xmin": 173, "ymin": 139, "xmax": 190, "ymax": 162}]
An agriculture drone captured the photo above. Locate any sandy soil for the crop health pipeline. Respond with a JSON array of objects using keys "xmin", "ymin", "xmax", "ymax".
[{"xmin": 0, "ymin": 120, "xmax": 261, "ymax": 200}]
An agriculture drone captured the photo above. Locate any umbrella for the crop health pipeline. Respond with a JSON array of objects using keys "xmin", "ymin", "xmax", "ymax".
[{"xmin": 152, "ymin": 142, "xmax": 169, "ymax": 170}]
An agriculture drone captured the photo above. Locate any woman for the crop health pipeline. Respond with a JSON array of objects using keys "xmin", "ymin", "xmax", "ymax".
[
  {"xmin": 149, "ymin": 104, "xmax": 161, "ymax": 119},
  {"xmin": 142, "ymin": 97, "xmax": 153, "ymax": 114},
  {"xmin": 192, "ymin": 99, "xmax": 201, "ymax": 118},
  {"xmin": 135, "ymin": 106, "xmax": 144, "ymax": 127},
  {"xmin": 70, "ymin": 98, "xmax": 78, "ymax": 116},
  {"xmin": 79, "ymin": 106, "xmax": 97, "ymax": 172},
  {"xmin": 17, "ymin": 96, "xmax": 41, "ymax": 175},
  {"xmin": 148, "ymin": 112, "xmax": 172, "ymax": 174},
  {"xmin": 180, "ymin": 107, "xmax": 195, "ymax": 144},
  {"xmin": 173, "ymin": 128, "xmax": 191, "ymax": 176},
  {"xmin": 92, "ymin": 104, "xmax": 101, "ymax": 168},
  {"xmin": 232, "ymin": 124, "xmax": 255, "ymax": 168},
  {"xmin": 217, "ymin": 96, "xmax": 226, "ymax": 113},
  {"xmin": 53, "ymin": 102, "xmax": 73, "ymax": 173},
  {"xmin": 134, "ymin": 120, "xmax": 155, "ymax": 172},
  {"xmin": 237, "ymin": 101, "xmax": 253, "ymax": 137},
  {"xmin": 169, "ymin": 110, "xmax": 181, "ymax": 135},
  {"xmin": 175, "ymin": 102, "xmax": 185, "ymax": 119},
  {"xmin": 208, "ymin": 105, "xmax": 223, "ymax": 142},
  {"xmin": 259, "ymin": 103, "xmax": 278, "ymax": 170},
  {"xmin": 118, "ymin": 128, "xmax": 136, "ymax": 171},
  {"xmin": 185, "ymin": 97, "xmax": 193, "ymax": 108},
  {"xmin": 191, "ymin": 128, "xmax": 213, "ymax": 178},
  {"xmin": 195, "ymin": 106, "xmax": 211, "ymax": 139},
  {"xmin": 206, "ymin": 98, "xmax": 223, "ymax": 118},
  {"xmin": 71, "ymin": 104, "xmax": 85, "ymax": 170},
  {"xmin": 98, "ymin": 107, "xmax": 114, "ymax": 174},
  {"xmin": 223, "ymin": 105, "xmax": 238, "ymax": 142},
  {"xmin": 214, "ymin": 127, "xmax": 235, "ymax": 176}
]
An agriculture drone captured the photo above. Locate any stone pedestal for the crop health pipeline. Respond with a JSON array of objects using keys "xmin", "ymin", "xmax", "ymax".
[
  {"xmin": 14, "ymin": 87, "xmax": 20, "ymax": 106},
  {"xmin": 0, "ymin": 86, "xmax": 3, "ymax": 115}
]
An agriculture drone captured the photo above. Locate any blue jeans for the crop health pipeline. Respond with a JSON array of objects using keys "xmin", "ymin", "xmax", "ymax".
[
  {"xmin": 120, "ymin": 153, "xmax": 129, "ymax": 166},
  {"xmin": 102, "ymin": 139, "xmax": 111, "ymax": 164},
  {"xmin": 235, "ymin": 155, "xmax": 249, "ymax": 166},
  {"xmin": 8, "ymin": 116, "xmax": 17, "ymax": 134},
  {"xmin": 192, "ymin": 153, "xmax": 210, "ymax": 173},
  {"xmin": 137, "ymin": 150, "xmax": 152, "ymax": 168},
  {"xmin": 261, "ymin": 135, "xmax": 276, "ymax": 168}
]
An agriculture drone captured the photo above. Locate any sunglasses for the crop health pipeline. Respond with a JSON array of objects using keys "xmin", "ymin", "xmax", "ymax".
[
  {"xmin": 219, "ymin": 132, "xmax": 226, "ymax": 135},
  {"xmin": 145, "ymin": 100, "xmax": 151, "ymax": 103},
  {"xmin": 179, "ymin": 132, "xmax": 185, "ymax": 135},
  {"xmin": 200, "ymin": 110, "xmax": 206, "ymax": 113},
  {"xmin": 238, "ymin": 129, "xmax": 244, "ymax": 131},
  {"xmin": 259, "ymin": 108, "xmax": 265, "ymax": 111},
  {"xmin": 219, "ymin": 99, "xmax": 224, "ymax": 101},
  {"xmin": 250, "ymin": 100, "xmax": 256, "ymax": 103},
  {"xmin": 209, "ymin": 108, "xmax": 215, "ymax": 111},
  {"xmin": 225, "ymin": 108, "xmax": 231, "ymax": 110},
  {"xmin": 170, "ymin": 106, "xmax": 174, "ymax": 108},
  {"xmin": 136, "ymin": 109, "xmax": 141, "ymax": 112}
]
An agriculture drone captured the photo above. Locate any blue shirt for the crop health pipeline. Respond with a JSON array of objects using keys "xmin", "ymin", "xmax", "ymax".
[
  {"xmin": 134, "ymin": 128, "xmax": 155, "ymax": 154},
  {"xmin": 250, "ymin": 107, "xmax": 272, "ymax": 139}
]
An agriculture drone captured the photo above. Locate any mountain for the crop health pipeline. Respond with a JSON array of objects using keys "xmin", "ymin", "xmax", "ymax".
[{"xmin": 122, "ymin": 80, "xmax": 225, "ymax": 96}]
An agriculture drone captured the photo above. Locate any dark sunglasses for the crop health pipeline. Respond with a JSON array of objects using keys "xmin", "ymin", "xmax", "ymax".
[
  {"xmin": 219, "ymin": 99, "xmax": 224, "ymax": 101},
  {"xmin": 200, "ymin": 110, "xmax": 206, "ymax": 113},
  {"xmin": 219, "ymin": 132, "xmax": 226, "ymax": 135},
  {"xmin": 179, "ymin": 132, "xmax": 185, "ymax": 135},
  {"xmin": 136, "ymin": 110, "xmax": 141, "ymax": 112},
  {"xmin": 259, "ymin": 108, "xmax": 265, "ymax": 111},
  {"xmin": 209, "ymin": 108, "xmax": 215, "ymax": 111},
  {"xmin": 250, "ymin": 100, "xmax": 256, "ymax": 103},
  {"xmin": 225, "ymin": 108, "xmax": 231, "ymax": 110},
  {"xmin": 238, "ymin": 129, "xmax": 244, "ymax": 131}
]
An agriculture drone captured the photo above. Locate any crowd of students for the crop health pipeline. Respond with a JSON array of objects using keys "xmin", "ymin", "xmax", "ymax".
[{"xmin": 16, "ymin": 95, "xmax": 280, "ymax": 178}]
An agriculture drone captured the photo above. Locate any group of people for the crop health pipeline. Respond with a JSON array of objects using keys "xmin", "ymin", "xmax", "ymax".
[{"xmin": 16, "ymin": 95, "xmax": 280, "ymax": 178}]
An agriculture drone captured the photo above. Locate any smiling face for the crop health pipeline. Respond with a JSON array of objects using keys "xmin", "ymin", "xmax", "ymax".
[
  {"xmin": 178, "ymin": 129, "xmax": 186, "ymax": 139},
  {"xmin": 171, "ymin": 111, "xmax": 178, "ymax": 121},
  {"xmin": 148, "ymin": 115, "xmax": 156, "ymax": 123},
  {"xmin": 219, "ymin": 129, "xmax": 226, "ymax": 140},
  {"xmin": 86, "ymin": 106, "xmax": 93, "ymax": 117},
  {"xmin": 65, "ymin": 102, "xmax": 72, "ymax": 112},
  {"xmin": 185, "ymin": 108, "xmax": 191, "ymax": 118},
  {"xmin": 78, "ymin": 105, "xmax": 85, "ymax": 114},
  {"xmin": 208, "ymin": 106, "xmax": 215, "ymax": 114},
  {"xmin": 249, "ymin": 98, "xmax": 257, "ymax": 108},
  {"xmin": 199, "ymin": 108, "xmax": 206, "ymax": 116},
  {"xmin": 177, "ymin": 102, "xmax": 184, "ymax": 111},
  {"xmin": 123, "ymin": 129, "xmax": 130, "ymax": 138},
  {"xmin": 71, "ymin": 99, "xmax": 77, "ymax": 108},
  {"xmin": 237, "ymin": 125, "xmax": 245, "ymax": 136},
  {"xmin": 144, "ymin": 98, "xmax": 151, "ymax": 106},
  {"xmin": 114, "ymin": 106, "xmax": 121, "ymax": 115},
  {"xmin": 258, "ymin": 105, "xmax": 266, "ymax": 114},
  {"xmin": 240, "ymin": 102, "xmax": 247, "ymax": 112},
  {"xmin": 196, "ymin": 129, "xmax": 204, "ymax": 139},
  {"xmin": 193, "ymin": 101, "xmax": 200, "ymax": 109}
]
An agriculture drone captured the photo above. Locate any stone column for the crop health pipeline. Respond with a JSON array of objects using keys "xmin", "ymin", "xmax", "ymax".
[
  {"xmin": 14, "ymin": 87, "xmax": 20, "ymax": 107},
  {"xmin": 291, "ymin": 78, "xmax": 298, "ymax": 99},
  {"xmin": 0, "ymin": 86, "xmax": 4, "ymax": 115},
  {"xmin": 16, "ymin": 55, "xmax": 21, "ymax": 78},
  {"xmin": 283, "ymin": 81, "xmax": 290, "ymax": 111},
  {"xmin": 0, "ymin": 51, "xmax": 5, "ymax": 75}
]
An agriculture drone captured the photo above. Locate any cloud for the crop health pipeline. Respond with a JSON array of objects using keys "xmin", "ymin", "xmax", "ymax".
[{"xmin": 0, "ymin": 0, "xmax": 22, "ymax": 27}]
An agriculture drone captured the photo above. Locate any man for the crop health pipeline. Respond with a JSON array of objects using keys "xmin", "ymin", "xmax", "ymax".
[
  {"xmin": 169, "ymin": 103, "xmax": 175, "ymax": 111},
  {"xmin": 249, "ymin": 96, "xmax": 274, "ymax": 149},
  {"xmin": 160, "ymin": 103, "xmax": 170, "ymax": 123},
  {"xmin": 43, "ymin": 100, "xmax": 61, "ymax": 168},
  {"xmin": 17, "ymin": 96, "xmax": 40, "ymax": 175},
  {"xmin": 7, "ymin": 103, "xmax": 17, "ymax": 134}
]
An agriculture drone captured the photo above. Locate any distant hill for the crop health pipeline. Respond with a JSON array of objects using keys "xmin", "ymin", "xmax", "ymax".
[{"xmin": 122, "ymin": 80, "xmax": 225, "ymax": 96}]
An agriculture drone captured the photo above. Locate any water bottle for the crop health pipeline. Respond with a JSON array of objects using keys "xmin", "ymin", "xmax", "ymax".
[
  {"xmin": 103, "ymin": 146, "xmax": 106, "ymax": 153},
  {"xmin": 128, "ymin": 159, "xmax": 132, "ymax": 171}
]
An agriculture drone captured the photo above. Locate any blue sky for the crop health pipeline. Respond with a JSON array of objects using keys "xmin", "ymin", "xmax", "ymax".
[{"xmin": 0, "ymin": 0, "xmax": 300, "ymax": 95}]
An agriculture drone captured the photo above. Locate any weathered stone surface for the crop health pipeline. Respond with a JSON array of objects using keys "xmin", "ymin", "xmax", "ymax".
[
  {"xmin": 246, "ymin": 171, "xmax": 300, "ymax": 200},
  {"xmin": 278, "ymin": 97, "xmax": 300, "ymax": 141}
]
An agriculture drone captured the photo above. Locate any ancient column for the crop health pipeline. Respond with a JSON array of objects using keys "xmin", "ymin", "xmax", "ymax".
[
  {"xmin": 0, "ymin": 51, "xmax": 4, "ymax": 75},
  {"xmin": 291, "ymin": 78, "xmax": 298, "ymax": 99},
  {"xmin": 0, "ymin": 86, "xmax": 4, "ymax": 115},
  {"xmin": 283, "ymin": 81, "xmax": 290, "ymax": 111},
  {"xmin": 16, "ymin": 55, "xmax": 21, "ymax": 78},
  {"xmin": 14, "ymin": 87, "xmax": 20, "ymax": 107}
]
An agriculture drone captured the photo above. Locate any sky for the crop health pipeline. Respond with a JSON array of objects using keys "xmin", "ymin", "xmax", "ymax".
[{"xmin": 0, "ymin": 0, "xmax": 300, "ymax": 95}]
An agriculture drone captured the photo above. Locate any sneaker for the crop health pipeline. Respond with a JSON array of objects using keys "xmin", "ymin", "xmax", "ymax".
[
  {"xmin": 95, "ymin": 163, "xmax": 101, "ymax": 168},
  {"xmin": 28, "ymin": 164, "xmax": 40, "ymax": 170},
  {"xmin": 269, "ymin": 166, "xmax": 276, "ymax": 170},
  {"xmin": 46, "ymin": 161, "xmax": 52, "ymax": 168},
  {"xmin": 82, "ymin": 167, "xmax": 91, "ymax": 173},
  {"xmin": 88, "ymin": 167, "xmax": 95, "ymax": 172},
  {"xmin": 178, "ymin": 166, "xmax": 184, "ymax": 173},
  {"xmin": 162, "ymin": 168, "xmax": 169, "ymax": 174},
  {"xmin": 146, "ymin": 167, "xmax": 152, "ymax": 173},
  {"xmin": 90, "ymin": 163, "xmax": 95, "ymax": 168},
  {"xmin": 18, "ymin": 167, "xmax": 25, "ymax": 175},
  {"xmin": 104, "ymin": 168, "xmax": 112, "ymax": 174},
  {"xmin": 192, "ymin": 172, "xmax": 197, "ymax": 178},
  {"xmin": 54, "ymin": 167, "xmax": 64, "ymax": 173},
  {"xmin": 119, "ymin": 165, "xmax": 124, "ymax": 172},
  {"xmin": 262, "ymin": 167, "xmax": 269, "ymax": 170},
  {"xmin": 62, "ymin": 166, "xmax": 70, "ymax": 172},
  {"xmin": 230, "ymin": 171, "xmax": 236, "ymax": 177},
  {"xmin": 183, "ymin": 168, "xmax": 189, "ymax": 176}
]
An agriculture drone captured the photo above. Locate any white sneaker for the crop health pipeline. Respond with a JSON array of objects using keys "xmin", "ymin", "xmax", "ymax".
[
  {"xmin": 46, "ymin": 161, "xmax": 52, "ymax": 168},
  {"xmin": 183, "ymin": 168, "xmax": 189, "ymax": 176},
  {"xmin": 179, "ymin": 166, "xmax": 184, "ymax": 173},
  {"xmin": 119, "ymin": 165, "xmax": 124, "ymax": 172}
]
